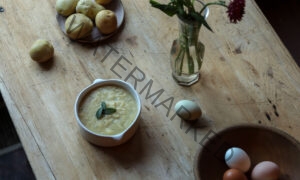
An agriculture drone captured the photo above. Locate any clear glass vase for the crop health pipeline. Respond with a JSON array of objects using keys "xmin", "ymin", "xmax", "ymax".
[{"xmin": 170, "ymin": 17, "xmax": 205, "ymax": 86}]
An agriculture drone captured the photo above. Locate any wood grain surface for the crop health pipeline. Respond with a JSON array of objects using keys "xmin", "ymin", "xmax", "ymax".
[{"xmin": 0, "ymin": 0, "xmax": 299, "ymax": 179}]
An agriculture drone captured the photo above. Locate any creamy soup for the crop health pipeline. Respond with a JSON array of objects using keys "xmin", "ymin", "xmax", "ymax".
[{"xmin": 78, "ymin": 85, "xmax": 138, "ymax": 135}]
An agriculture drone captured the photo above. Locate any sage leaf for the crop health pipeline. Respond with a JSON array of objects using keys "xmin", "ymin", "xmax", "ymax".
[
  {"xmin": 103, "ymin": 108, "xmax": 117, "ymax": 115},
  {"xmin": 96, "ymin": 107, "xmax": 103, "ymax": 119},
  {"xmin": 96, "ymin": 101, "xmax": 117, "ymax": 119},
  {"xmin": 101, "ymin": 101, "xmax": 106, "ymax": 109}
]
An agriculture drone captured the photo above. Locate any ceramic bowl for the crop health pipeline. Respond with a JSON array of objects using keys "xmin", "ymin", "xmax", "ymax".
[
  {"xmin": 194, "ymin": 124, "xmax": 300, "ymax": 179},
  {"xmin": 74, "ymin": 79, "xmax": 141, "ymax": 147}
]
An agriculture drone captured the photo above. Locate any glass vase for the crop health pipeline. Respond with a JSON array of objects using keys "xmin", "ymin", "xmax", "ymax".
[{"xmin": 170, "ymin": 17, "xmax": 205, "ymax": 86}]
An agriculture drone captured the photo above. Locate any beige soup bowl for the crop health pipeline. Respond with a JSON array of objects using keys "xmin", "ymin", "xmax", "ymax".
[{"xmin": 74, "ymin": 79, "xmax": 141, "ymax": 147}]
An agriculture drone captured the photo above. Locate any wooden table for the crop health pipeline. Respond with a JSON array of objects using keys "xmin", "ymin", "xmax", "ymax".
[{"xmin": 1, "ymin": 0, "xmax": 300, "ymax": 179}]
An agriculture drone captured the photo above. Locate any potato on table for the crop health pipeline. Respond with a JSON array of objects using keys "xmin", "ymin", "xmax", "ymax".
[{"xmin": 29, "ymin": 39, "xmax": 54, "ymax": 63}]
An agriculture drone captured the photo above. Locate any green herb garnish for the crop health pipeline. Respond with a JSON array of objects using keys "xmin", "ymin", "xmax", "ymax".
[
  {"xmin": 103, "ymin": 108, "xmax": 116, "ymax": 114},
  {"xmin": 95, "ymin": 107, "xmax": 103, "ymax": 119},
  {"xmin": 96, "ymin": 101, "xmax": 116, "ymax": 119},
  {"xmin": 101, "ymin": 101, "xmax": 106, "ymax": 109}
]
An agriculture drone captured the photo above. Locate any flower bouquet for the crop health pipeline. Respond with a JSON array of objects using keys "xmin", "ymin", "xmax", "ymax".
[{"xmin": 150, "ymin": 0, "xmax": 246, "ymax": 86}]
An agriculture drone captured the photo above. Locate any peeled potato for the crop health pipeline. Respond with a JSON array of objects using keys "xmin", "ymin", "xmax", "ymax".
[
  {"xmin": 29, "ymin": 39, "xmax": 54, "ymax": 63},
  {"xmin": 65, "ymin": 13, "xmax": 93, "ymax": 39},
  {"xmin": 76, "ymin": 0, "xmax": 105, "ymax": 20},
  {"xmin": 95, "ymin": 0, "xmax": 112, "ymax": 5},
  {"xmin": 95, "ymin": 10, "xmax": 117, "ymax": 34},
  {"xmin": 55, "ymin": 0, "xmax": 79, "ymax": 17}
]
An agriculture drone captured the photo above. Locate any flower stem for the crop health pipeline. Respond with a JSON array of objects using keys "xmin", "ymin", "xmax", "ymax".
[
  {"xmin": 175, "ymin": 47, "xmax": 185, "ymax": 75},
  {"xmin": 186, "ymin": 25, "xmax": 194, "ymax": 74},
  {"xmin": 199, "ymin": 2, "xmax": 228, "ymax": 15},
  {"xmin": 179, "ymin": 49, "xmax": 185, "ymax": 76}
]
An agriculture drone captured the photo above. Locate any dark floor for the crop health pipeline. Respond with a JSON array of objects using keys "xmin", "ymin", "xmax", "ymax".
[
  {"xmin": 0, "ymin": 94, "xmax": 35, "ymax": 180},
  {"xmin": 0, "ymin": 1, "xmax": 299, "ymax": 179},
  {"xmin": 255, "ymin": 0, "xmax": 300, "ymax": 66}
]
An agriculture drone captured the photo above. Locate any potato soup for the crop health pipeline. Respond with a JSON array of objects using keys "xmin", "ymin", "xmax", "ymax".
[{"xmin": 78, "ymin": 85, "xmax": 138, "ymax": 135}]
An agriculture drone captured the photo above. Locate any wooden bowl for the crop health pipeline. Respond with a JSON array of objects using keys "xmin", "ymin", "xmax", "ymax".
[{"xmin": 194, "ymin": 124, "xmax": 300, "ymax": 179}]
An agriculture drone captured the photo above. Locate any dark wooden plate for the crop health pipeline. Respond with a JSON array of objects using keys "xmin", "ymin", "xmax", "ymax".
[
  {"xmin": 56, "ymin": 0, "xmax": 124, "ymax": 43},
  {"xmin": 194, "ymin": 124, "xmax": 300, "ymax": 180}
]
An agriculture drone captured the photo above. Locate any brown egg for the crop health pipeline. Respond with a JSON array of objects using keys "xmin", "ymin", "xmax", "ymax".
[{"xmin": 223, "ymin": 168, "xmax": 248, "ymax": 180}]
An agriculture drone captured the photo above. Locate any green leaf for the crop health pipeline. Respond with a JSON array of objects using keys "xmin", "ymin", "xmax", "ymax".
[
  {"xmin": 103, "ymin": 108, "xmax": 117, "ymax": 115},
  {"xmin": 101, "ymin": 101, "xmax": 106, "ymax": 109},
  {"xmin": 150, "ymin": 0, "xmax": 178, "ymax": 16},
  {"xmin": 190, "ymin": 12, "xmax": 213, "ymax": 32},
  {"xmin": 202, "ymin": 19, "xmax": 213, "ymax": 32},
  {"xmin": 96, "ymin": 101, "xmax": 116, "ymax": 119},
  {"xmin": 96, "ymin": 107, "xmax": 103, "ymax": 119},
  {"xmin": 177, "ymin": 6, "xmax": 185, "ymax": 19}
]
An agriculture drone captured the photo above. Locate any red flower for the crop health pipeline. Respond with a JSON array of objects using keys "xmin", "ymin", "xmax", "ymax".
[{"xmin": 227, "ymin": 0, "xmax": 246, "ymax": 23}]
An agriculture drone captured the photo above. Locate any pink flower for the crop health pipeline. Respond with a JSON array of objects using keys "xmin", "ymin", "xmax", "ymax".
[{"xmin": 227, "ymin": 0, "xmax": 246, "ymax": 23}]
